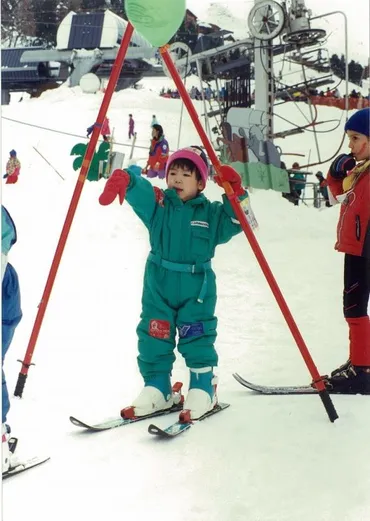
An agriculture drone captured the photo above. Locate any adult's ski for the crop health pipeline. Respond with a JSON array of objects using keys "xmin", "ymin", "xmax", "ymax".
[
  {"xmin": 148, "ymin": 402, "xmax": 230, "ymax": 438},
  {"xmin": 70, "ymin": 382, "xmax": 185, "ymax": 432},
  {"xmin": 232, "ymin": 373, "xmax": 316, "ymax": 395},
  {"xmin": 2, "ymin": 455, "xmax": 50, "ymax": 480}
]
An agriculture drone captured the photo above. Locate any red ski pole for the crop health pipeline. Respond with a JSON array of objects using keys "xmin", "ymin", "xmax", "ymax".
[
  {"xmin": 160, "ymin": 46, "xmax": 338, "ymax": 423},
  {"xmin": 14, "ymin": 22, "xmax": 135, "ymax": 398}
]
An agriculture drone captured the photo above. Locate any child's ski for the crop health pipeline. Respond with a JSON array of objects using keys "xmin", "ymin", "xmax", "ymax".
[
  {"xmin": 148, "ymin": 402, "xmax": 230, "ymax": 438},
  {"xmin": 233, "ymin": 373, "xmax": 316, "ymax": 395},
  {"xmin": 70, "ymin": 382, "xmax": 185, "ymax": 432},
  {"xmin": 70, "ymin": 402, "xmax": 183, "ymax": 432},
  {"xmin": 2, "ymin": 456, "xmax": 50, "ymax": 480}
]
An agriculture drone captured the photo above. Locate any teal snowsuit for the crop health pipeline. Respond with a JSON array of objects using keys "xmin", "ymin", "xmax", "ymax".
[{"xmin": 124, "ymin": 173, "xmax": 245, "ymax": 381}]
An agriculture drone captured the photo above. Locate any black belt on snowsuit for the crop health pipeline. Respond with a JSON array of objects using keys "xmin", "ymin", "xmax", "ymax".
[{"xmin": 147, "ymin": 252, "xmax": 212, "ymax": 303}]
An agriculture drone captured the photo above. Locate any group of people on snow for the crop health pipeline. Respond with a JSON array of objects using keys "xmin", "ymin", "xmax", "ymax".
[
  {"xmin": 2, "ymin": 107, "xmax": 370, "ymax": 475},
  {"xmin": 282, "ymin": 162, "xmax": 332, "ymax": 208}
]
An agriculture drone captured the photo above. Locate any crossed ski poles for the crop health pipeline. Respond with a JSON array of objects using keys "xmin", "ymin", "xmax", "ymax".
[{"xmin": 15, "ymin": 21, "xmax": 338, "ymax": 423}]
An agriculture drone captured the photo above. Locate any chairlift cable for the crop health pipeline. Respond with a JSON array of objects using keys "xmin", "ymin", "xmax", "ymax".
[{"xmin": 2, "ymin": 116, "xmax": 150, "ymax": 152}]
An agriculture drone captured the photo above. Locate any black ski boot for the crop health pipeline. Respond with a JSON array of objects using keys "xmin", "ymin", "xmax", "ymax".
[
  {"xmin": 330, "ymin": 359, "xmax": 351, "ymax": 378},
  {"xmin": 325, "ymin": 363, "xmax": 370, "ymax": 394}
]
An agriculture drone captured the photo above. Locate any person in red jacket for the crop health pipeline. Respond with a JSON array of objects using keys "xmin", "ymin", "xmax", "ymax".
[
  {"xmin": 142, "ymin": 124, "xmax": 169, "ymax": 179},
  {"xmin": 325, "ymin": 107, "xmax": 370, "ymax": 393}
]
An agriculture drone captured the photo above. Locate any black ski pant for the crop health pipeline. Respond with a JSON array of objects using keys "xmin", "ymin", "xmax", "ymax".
[{"xmin": 343, "ymin": 253, "xmax": 370, "ymax": 318}]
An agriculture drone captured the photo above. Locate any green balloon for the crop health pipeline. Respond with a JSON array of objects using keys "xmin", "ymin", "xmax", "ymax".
[{"xmin": 126, "ymin": 0, "xmax": 186, "ymax": 47}]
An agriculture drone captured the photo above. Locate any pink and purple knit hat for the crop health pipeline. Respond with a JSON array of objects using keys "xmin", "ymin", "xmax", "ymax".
[{"xmin": 165, "ymin": 146, "xmax": 209, "ymax": 188}]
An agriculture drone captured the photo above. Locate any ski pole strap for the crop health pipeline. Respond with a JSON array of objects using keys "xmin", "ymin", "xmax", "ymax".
[{"xmin": 147, "ymin": 253, "xmax": 212, "ymax": 303}]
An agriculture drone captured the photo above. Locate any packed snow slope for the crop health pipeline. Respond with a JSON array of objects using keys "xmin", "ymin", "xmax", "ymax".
[{"xmin": 1, "ymin": 77, "xmax": 370, "ymax": 521}]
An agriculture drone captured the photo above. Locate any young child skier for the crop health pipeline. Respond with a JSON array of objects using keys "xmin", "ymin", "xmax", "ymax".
[
  {"xmin": 99, "ymin": 146, "xmax": 255, "ymax": 419},
  {"xmin": 4, "ymin": 150, "xmax": 21, "ymax": 184},
  {"xmin": 2, "ymin": 205, "xmax": 22, "ymax": 473},
  {"xmin": 325, "ymin": 107, "xmax": 370, "ymax": 393}
]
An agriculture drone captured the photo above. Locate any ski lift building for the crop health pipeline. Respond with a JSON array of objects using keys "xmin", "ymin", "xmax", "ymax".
[
  {"xmin": 1, "ymin": 47, "xmax": 67, "ymax": 104},
  {"xmin": 56, "ymin": 10, "xmax": 151, "ymax": 50}
]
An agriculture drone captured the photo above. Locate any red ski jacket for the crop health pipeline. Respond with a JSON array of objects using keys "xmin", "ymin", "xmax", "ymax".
[
  {"xmin": 327, "ymin": 164, "xmax": 370, "ymax": 258},
  {"xmin": 147, "ymin": 137, "xmax": 169, "ymax": 170}
]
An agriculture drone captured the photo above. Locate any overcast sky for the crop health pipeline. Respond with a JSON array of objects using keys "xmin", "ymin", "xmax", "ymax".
[{"xmin": 186, "ymin": 0, "xmax": 370, "ymax": 63}]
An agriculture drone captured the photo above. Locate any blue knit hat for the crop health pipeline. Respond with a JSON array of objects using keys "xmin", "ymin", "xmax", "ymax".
[
  {"xmin": 9, "ymin": 149, "xmax": 16, "ymax": 156},
  {"xmin": 344, "ymin": 108, "xmax": 370, "ymax": 137}
]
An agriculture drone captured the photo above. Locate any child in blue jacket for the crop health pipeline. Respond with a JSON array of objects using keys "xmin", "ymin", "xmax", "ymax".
[{"xmin": 2, "ymin": 206, "xmax": 22, "ymax": 473}]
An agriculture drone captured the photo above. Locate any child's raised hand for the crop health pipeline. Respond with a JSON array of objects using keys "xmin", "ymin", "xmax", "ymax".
[
  {"xmin": 99, "ymin": 169, "xmax": 130, "ymax": 206},
  {"xmin": 214, "ymin": 165, "xmax": 245, "ymax": 196},
  {"xmin": 329, "ymin": 154, "xmax": 356, "ymax": 179}
]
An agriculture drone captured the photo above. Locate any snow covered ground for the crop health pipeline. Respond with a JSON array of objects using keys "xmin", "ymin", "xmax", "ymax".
[{"xmin": 2, "ymin": 71, "xmax": 370, "ymax": 520}]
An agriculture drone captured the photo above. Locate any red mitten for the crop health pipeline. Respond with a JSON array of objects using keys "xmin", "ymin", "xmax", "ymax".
[
  {"xmin": 214, "ymin": 165, "xmax": 245, "ymax": 196},
  {"xmin": 99, "ymin": 169, "xmax": 130, "ymax": 206}
]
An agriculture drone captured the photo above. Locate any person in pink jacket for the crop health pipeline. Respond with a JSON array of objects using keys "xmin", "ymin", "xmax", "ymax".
[
  {"xmin": 86, "ymin": 118, "xmax": 111, "ymax": 142},
  {"xmin": 101, "ymin": 117, "xmax": 111, "ymax": 142}
]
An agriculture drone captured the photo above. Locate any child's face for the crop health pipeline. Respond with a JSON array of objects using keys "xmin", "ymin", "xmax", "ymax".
[
  {"xmin": 167, "ymin": 164, "xmax": 204, "ymax": 202},
  {"xmin": 347, "ymin": 131, "xmax": 370, "ymax": 161}
]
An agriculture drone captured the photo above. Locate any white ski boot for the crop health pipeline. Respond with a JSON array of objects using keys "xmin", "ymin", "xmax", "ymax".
[
  {"xmin": 131, "ymin": 374, "xmax": 175, "ymax": 417},
  {"xmin": 183, "ymin": 367, "xmax": 218, "ymax": 420},
  {"xmin": 2, "ymin": 423, "xmax": 19, "ymax": 474}
]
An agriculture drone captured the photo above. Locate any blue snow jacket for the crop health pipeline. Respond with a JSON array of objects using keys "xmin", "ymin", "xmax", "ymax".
[{"xmin": 2, "ymin": 206, "xmax": 22, "ymax": 422}]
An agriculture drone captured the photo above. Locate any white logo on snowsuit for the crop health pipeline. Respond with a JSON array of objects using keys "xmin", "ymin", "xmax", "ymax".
[{"xmin": 190, "ymin": 221, "xmax": 209, "ymax": 228}]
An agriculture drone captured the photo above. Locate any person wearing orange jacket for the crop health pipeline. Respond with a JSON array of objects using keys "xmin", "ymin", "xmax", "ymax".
[
  {"xmin": 143, "ymin": 124, "xmax": 169, "ymax": 179},
  {"xmin": 325, "ymin": 107, "xmax": 370, "ymax": 393},
  {"xmin": 3, "ymin": 150, "xmax": 21, "ymax": 184}
]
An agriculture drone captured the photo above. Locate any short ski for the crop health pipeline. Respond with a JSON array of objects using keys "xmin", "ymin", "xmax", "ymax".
[
  {"xmin": 148, "ymin": 402, "xmax": 230, "ymax": 438},
  {"xmin": 2, "ymin": 455, "xmax": 50, "ymax": 480},
  {"xmin": 70, "ymin": 381, "xmax": 185, "ymax": 431},
  {"xmin": 233, "ymin": 373, "xmax": 316, "ymax": 395},
  {"xmin": 70, "ymin": 403, "xmax": 183, "ymax": 432}
]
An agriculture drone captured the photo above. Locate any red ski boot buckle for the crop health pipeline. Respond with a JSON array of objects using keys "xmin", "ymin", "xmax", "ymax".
[
  {"xmin": 179, "ymin": 409, "xmax": 192, "ymax": 424},
  {"xmin": 120, "ymin": 406, "xmax": 136, "ymax": 419},
  {"xmin": 172, "ymin": 381, "xmax": 185, "ymax": 404}
]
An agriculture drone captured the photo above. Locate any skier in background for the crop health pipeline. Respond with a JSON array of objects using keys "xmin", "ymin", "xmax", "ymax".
[
  {"xmin": 289, "ymin": 162, "xmax": 305, "ymax": 206},
  {"xmin": 98, "ymin": 146, "xmax": 258, "ymax": 420},
  {"xmin": 128, "ymin": 114, "xmax": 135, "ymax": 139},
  {"xmin": 3, "ymin": 150, "xmax": 21, "ymax": 184},
  {"xmin": 86, "ymin": 117, "xmax": 111, "ymax": 142},
  {"xmin": 2, "ymin": 206, "xmax": 22, "ymax": 474},
  {"xmin": 315, "ymin": 171, "xmax": 331, "ymax": 207},
  {"xmin": 143, "ymin": 124, "xmax": 169, "ymax": 179},
  {"xmin": 325, "ymin": 107, "xmax": 370, "ymax": 393}
]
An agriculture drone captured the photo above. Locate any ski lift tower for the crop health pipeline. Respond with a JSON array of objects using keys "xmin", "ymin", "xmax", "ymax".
[{"xmin": 248, "ymin": 0, "xmax": 327, "ymax": 140}]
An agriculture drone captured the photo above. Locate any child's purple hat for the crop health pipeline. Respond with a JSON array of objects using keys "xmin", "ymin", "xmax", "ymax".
[{"xmin": 166, "ymin": 146, "xmax": 209, "ymax": 188}]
